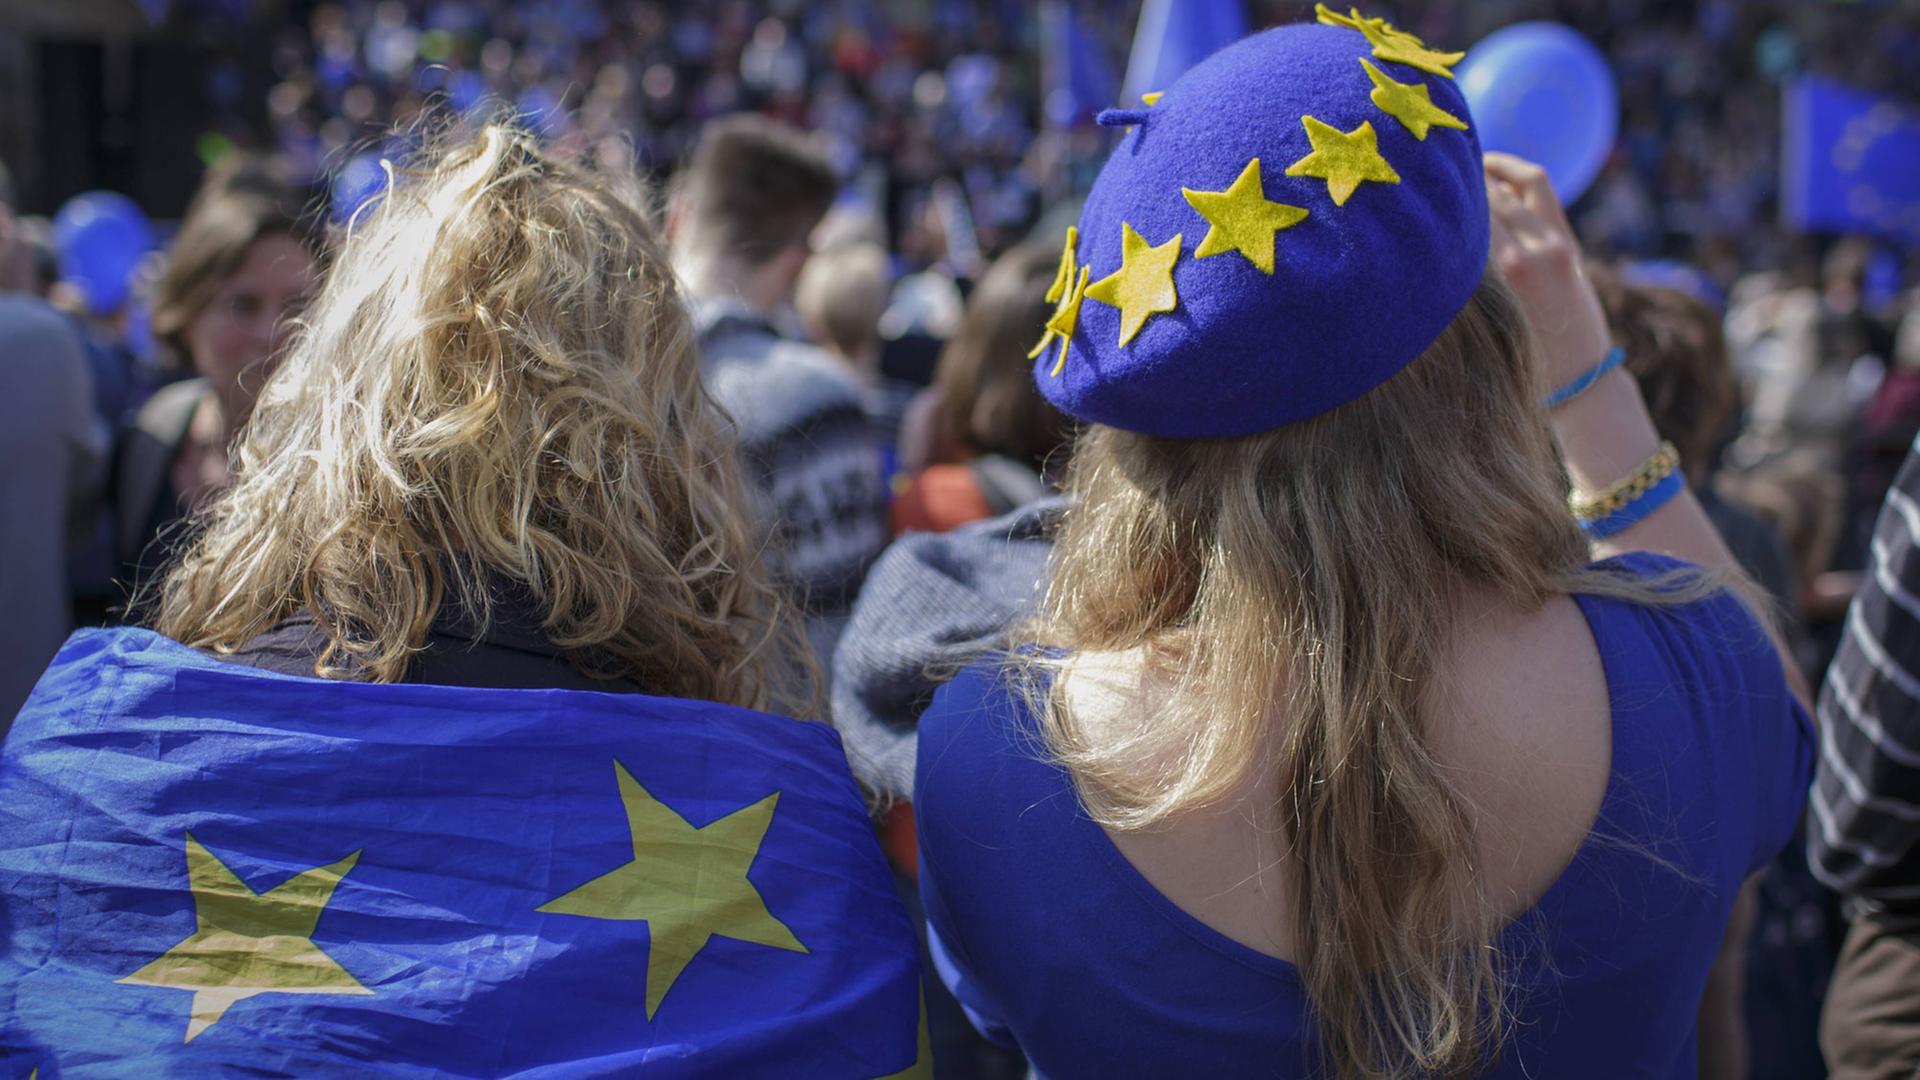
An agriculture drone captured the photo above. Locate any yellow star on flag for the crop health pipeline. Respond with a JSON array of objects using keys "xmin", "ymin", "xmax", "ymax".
[
  {"xmin": 537, "ymin": 760, "xmax": 807, "ymax": 1020},
  {"xmin": 118, "ymin": 834, "xmax": 371, "ymax": 1043},
  {"xmin": 1360, "ymin": 58, "xmax": 1467, "ymax": 140},
  {"xmin": 1182, "ymin": 158, "xmax": 1309, "ymax": 275},
  {"xmin": 1084, "ymin": 222, "xmax": 1182, "ymax": 347},
  {"xmin": 1286, "ymin": 116, "xmax": 1401, "ymax": 206},
  {"xmin": 1316, "ymin": 5, "xmax": 1464, "ymax": 78}
]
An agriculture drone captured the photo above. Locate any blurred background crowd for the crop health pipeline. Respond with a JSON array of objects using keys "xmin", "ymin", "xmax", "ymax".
[{"xmin": 2, "ymin": 0, "xmax": 1919, "ymax": 1075}]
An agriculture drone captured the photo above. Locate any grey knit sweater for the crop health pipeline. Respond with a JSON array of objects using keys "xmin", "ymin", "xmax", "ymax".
[
  {"xmin": 830, "ymin": 496, "xmax": 1065, "ymax": 799},
  {"xmin": 693, "ymin": 298, "xmax": 891, "ymax": 677}
]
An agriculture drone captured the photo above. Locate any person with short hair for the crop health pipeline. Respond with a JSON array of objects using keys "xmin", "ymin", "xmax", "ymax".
[
  {"xmin": 668, "ymin": 115, "xmax": 890, "ymax": 674},
  {"xmin": 0, "ymin": 156, "xmax": 104, "ymax": 725},
  {"xmin": 794, "ymin": 240, "xmax": 915, "ymax": 456},
  {"xmin": 796, "ymin": 241, "xmax": 891, "ymax": 381},
  {"xmin": 1812, "ymin": 435, "xmax": 1920, "ymax": 1078}
]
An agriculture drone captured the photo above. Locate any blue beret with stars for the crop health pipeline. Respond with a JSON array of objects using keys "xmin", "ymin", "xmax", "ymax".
[{"xmin": 1031, "ymin": 8, "xmax": 1489, "ymax": 439}]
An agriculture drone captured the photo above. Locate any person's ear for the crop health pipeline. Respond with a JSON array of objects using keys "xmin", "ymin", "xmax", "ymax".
[{"xmin": 663, "ymin": 190, "xmax": 687, "ymax": 245}]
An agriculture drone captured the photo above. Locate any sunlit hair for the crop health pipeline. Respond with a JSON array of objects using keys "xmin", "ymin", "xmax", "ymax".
[
  {"xmin": 1016, "ymin": 269, "xmax": 1699, "ymax": 1078},
  {"xmin": 155, "ymin": 123, "xmax": 814, "ymax": 714}
]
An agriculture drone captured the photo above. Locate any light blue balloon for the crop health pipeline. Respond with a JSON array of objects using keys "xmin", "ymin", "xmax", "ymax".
[
  {"xmin": 53, "ymin": 192, "xmax": 154, "ymax": 317},
  {"xmin": 1457, "ymin": 22, "xmax": 1619, "ymax": 205}
]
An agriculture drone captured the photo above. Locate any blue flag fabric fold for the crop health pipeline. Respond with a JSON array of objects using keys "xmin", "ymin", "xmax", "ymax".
[
  {"xmin": 1042, "ymin": 2, "xmax": 1120, "ymax": 129},
  {"xmin": 1, "ymin": 628, "xmax": 924, "ymax": 1078},
  {"xmin": 1121, "ymin": 0, "xmax": 1247, "ymax": 107},
  {"xmin": 1782, "ymin": 75, "xmax": 1920, "ymax": 245}
]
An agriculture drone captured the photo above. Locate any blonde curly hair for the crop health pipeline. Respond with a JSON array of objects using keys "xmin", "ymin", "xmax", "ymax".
[{"xmin": 155, "ymin": 123, "xmax": 814, "ymax": 714}]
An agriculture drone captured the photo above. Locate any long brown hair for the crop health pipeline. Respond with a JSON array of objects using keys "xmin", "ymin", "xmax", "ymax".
[
  {"xmin": 931, "ymin": 242, "xmax": 1071, "ymax": 470},
  {"xmin": 156, "ymin": 123, "xmax": 813, "ymax": 713},
  {"xmin": 1018, "ymin": 269, "xmax": 1689, "ymax": 1077}
]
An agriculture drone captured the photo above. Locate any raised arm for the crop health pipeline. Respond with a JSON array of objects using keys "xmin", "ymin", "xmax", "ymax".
[{"xmin": 1484, "ymin": 152, "xmax": 1811, "ymax": 712}]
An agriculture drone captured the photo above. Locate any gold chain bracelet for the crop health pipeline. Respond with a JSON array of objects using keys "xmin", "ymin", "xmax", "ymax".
[{"xmin": 1569, "ymin": 441, "xmax": 1681, "ymax": 520}]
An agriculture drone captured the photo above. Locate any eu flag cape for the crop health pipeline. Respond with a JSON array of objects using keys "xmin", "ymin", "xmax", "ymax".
[
  {"xmin": 1782, "ymin": 75, "xmax": 1920, "ymax": 246},
  {"xmin": 0, "ymin": 629, "xmax": 926, "ymax": 1078}
]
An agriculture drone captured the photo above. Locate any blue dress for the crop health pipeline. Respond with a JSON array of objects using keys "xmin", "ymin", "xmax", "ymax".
[{"xmin": 915, "ymin": 554, "xmax": 1815, "ymax": 1078}]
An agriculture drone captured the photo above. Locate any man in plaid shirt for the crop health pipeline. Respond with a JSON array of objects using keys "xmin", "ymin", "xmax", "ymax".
[{"xmin": 1812, "ymin": 436, "xmax": 1920, "ymax": 1078}]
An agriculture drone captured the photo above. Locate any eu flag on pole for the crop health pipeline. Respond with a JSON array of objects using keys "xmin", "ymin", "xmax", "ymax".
[
  {"xmin": 1121, "ymin": 0, "xmax": 1247, "ymax": 107},
  {"xmin": 0, "ymin": 629, "xmax": 926, "ymax": 1078},
  {"xmin": 1041, "ymin": 1, "xmax": 1120, "ymax": 128},
  {"xmin": 1782, "ymin": 75, "xmax": 1920, "ymax": 246}
]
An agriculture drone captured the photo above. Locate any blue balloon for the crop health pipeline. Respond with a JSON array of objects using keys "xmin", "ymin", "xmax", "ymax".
[
  {"xmin": 1457, "ymin": 22, "xmax": 1619, "ymax": 205},
  {"xmin": 53, "ymin": 192, "xmax": 154, "ymax": 317},
  {"xmin": 517, "ymin": 85, "xmax": 573, "ymax": 139},
  {"xmin": 330, "ymin": 152, "xmax": 389, "ymax": 226}
]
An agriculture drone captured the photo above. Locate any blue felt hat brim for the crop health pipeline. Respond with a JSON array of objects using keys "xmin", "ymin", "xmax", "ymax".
[{"xmin": 1038, "ymin": 23, "xmax": 1490, "ymax": 439}]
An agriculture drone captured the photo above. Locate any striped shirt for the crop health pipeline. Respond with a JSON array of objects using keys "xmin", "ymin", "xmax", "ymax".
[{"xmin": 1811, "ymin": 437, "xmax": 1920, "ymax": 916}]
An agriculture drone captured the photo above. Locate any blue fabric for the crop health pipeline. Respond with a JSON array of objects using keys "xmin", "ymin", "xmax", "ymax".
[
  {"xmin": 916, "ymin": 553, "xmax": 1814, "ymax": 1077},
  {"xmin": 1038, "ymin": 21, "xmax": 1490, "ymax": 439},
  {"xmin": 1781, "ymin": 76, "xmax": 1920, "ymax": 247},
  {"xmin": 0, "ymin": 628, "xmax": 922, "ymax": 1078},
  {"xmin": 1580, "ymin": 467, "xmax": 1686, "ymax": 540},
  {"xmin": 1543, "ymin": 345, "xmax": 1626, "ymax": 410},
  {"xmin": 1042, "ymin": 3, "xmax": 1119, "ymax": 129},
  {"xmin": 1120, "ymin": 0, "xmax": 1248, "ymax": 106}
]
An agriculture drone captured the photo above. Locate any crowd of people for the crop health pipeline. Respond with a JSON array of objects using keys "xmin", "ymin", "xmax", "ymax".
[
  {"xmin": 148, "ymin": 0, "xmax": 1916, "ymax": 273},
  {"xmin": 2, "ymin": 1, "xmax": 1920, "ymax": 1077}
]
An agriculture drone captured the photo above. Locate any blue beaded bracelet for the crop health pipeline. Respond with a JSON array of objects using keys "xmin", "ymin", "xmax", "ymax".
[
  {"xmin": 1580, "ymin": 468, "xmax": 1686, "ymax": 539},
  {"xmin": 1543, "ymin": 346, "xmax": 1626, "ymax": 410}
]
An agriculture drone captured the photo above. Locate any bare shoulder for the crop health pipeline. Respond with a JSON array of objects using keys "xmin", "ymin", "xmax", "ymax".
[{"xmin": 1425, "ymin": 589, "xmax": 1612, "ymax": 916}]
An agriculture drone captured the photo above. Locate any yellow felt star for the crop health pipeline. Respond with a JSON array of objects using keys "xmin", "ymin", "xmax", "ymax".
[
  {"xmin": 1043, "ymin": 225, "xmax": 1078, "ymax": 304},
  {"xmin": 537, "ymin": 761, "xmax": 806, "ymax": 1020},
  {"xmin": 1316, "ymin": 4, "xmax": 1464, "ymax": 78},
  {"xmin": 1182, "ymin": 158, "xmax": 1308, "ymax": 275},
  {"xmin": 1360, "ymin": 58, "xmax": 1467, "ymax": 140},
  {"xmin": 1141, "ymin": 91, "xmax": 1164, "ymax": 106},
  {"xmin": 118, "ymin": 834, "xmax": 371, "ymax": 1043},
  {"xmin": 1083, "ymin": 223, "xmax": 1182, "ymax": 347},
  {"xmin": 1031, "ymin": 228, "xmax": 1090, "ymax": 376},
  {"xmin": 1286, "ymin": 116, "xmax": 1401, "ymax": 206},
  {"xmin": 1037, "ymin": 265, "xmax": 1090, "ymax": 377}
]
